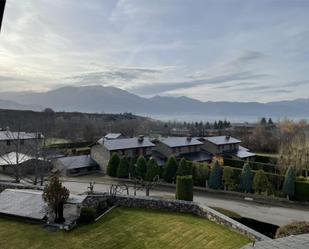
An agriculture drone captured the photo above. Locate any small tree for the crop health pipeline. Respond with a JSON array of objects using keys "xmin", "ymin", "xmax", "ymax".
[
  {"xmin": 43, "ymin": 173, "xmax": 69, "ymax": 223},
  {"xmin": 107, "ymin": 153, "xmax": 120, "ymax": 177},
  {"xmin": 176, "ymin": 175, "xmax": 193, "ymax": 201},
  {"xmin": 145, "ymin": 158, "xmax": 160, "ymax": 182},
  {"xmin": 253, "ymin": 169, "xmax": 270, "ymax": 194},
  {"xmin": 192, "ymin": 162, "xmax": 209, "ymax": 187},
  {"xmin": 136, "ymin": 155, "xmax": 147, "ymax": 180},
  {"xmin": 163, "ymin": 156, "xmax": 178, "ymax": 183},
  {"xmin": 222, "ymin": 166, "xmax": 235, "ymax": 191},
  {"xmin": 128, "ymin": 157, "xmax": 136, "ymax": 178},
  {"xmin": 208, "ymin": 161, "xmax": 222, "ymax": 189},
  {"xmin": 117, "ymin": 157, "xmax": 129, "ymax": 178},
  {"xmin": 240, "ymin": 163, "xmax": 252, "ymax": 193},
  {"xmin": 283, "ymin": 166, "xmax": 296, "ymax": 200},
  {"xmin": 177, "ymin": 158, "xmax": 192, "ymax": 176}
]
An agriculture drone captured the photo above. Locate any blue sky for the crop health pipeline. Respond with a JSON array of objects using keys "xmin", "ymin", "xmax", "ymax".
[{"xmin": 0, "ymin": 0, "xmax": 309, "ymax": 102}]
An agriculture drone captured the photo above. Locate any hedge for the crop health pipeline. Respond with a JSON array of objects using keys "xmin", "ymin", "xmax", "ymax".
[
  {"xmin": 295, "ymin": 181, "xmax": 309, "ymax": 201},
  {"xmin": 176, "ymin": 175, "xmax": 193, "ymax": 201},
  {"xmin": 255, "ymin": 155, "xmax": 278, "ymax": 164}
]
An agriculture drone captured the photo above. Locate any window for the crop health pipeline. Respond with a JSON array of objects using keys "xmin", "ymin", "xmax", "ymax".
[
  {"xmin": 20, "ymin": 140, "xmax": 24, "ymax": 145},
  {"xmin": 6, "ymin": 140, "xmax": 10, "ymax": 146}
]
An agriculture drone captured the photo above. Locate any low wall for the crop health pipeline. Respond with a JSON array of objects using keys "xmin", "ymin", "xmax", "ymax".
[
  {"xmin": 83, "ymin": 194, "xmax": 269, "ymax": 242},
  {"xmin": 0, "ymin": 182, "xmax": 43, "ymax": 192}
]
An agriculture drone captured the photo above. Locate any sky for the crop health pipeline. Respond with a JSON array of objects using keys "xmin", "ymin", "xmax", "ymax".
[{"xmin": 0, "ymin": 0, "xmax": 309, "ymax": 102}]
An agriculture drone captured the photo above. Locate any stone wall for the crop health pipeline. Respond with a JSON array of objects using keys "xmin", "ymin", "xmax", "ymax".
[
  {"xmin": 0, "ymin": 181, "xmax": 43, "ymax": 192},
  {"xmin": 83, "ymin": 194, "xmax": 269, "ymax": 242}
]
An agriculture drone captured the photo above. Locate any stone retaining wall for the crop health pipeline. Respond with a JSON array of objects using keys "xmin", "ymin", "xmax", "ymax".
[
  {"xmin": 83, "ymin": 194, "xmax": 269, "ymax": 241},
  {"xmin": 0, "ymin": 182, "xmax": 43, "ymax": 192}
]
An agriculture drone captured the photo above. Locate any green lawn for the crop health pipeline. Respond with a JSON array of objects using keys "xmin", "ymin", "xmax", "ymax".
[{"xmin": 0, "ymin": 207, "xmax": 251, "ymax": 249}]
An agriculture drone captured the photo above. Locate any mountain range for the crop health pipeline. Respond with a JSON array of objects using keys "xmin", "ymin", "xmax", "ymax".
[{"xmin": 0, "ymin": 85, "xmax": 308, "ymax": 120}]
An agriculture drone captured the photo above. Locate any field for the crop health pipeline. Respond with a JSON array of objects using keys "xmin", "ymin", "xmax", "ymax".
[{"xmin": 0, "ymin": 207, "xmax": 251, "ymax": 249}]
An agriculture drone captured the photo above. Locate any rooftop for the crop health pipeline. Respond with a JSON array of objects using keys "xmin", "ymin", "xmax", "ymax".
[
  {"xmin": 103, "ymin": 137, "xmax": 155, "ymax": 151},
  {"xmin": 0, "ymin": 189, "xmax": 47, "ymax": 220},
  {"xmin": 180, "ymin": 150, "xmax": 212, "ymax": 162},
  {"xmin": 205, "ymin": 136, "xmax": 241, "ymax": 145},
  {"xmin": 57, "ymin": 155, "xmax": 98, "ymax": 170},
  {"xmin": 104, "ymin": 133, "xmax": 123, "ymax": 140},
  {"xmin": 159, "ymin": 137, "xmax": 203, "ymax": 148},
  {"xmin": 0, "ymin": 131, "xmax": 44, "ymax": 141},
  {"xmin": 0, "ymin": 152, "xmax": 34, "ymax": 166}
]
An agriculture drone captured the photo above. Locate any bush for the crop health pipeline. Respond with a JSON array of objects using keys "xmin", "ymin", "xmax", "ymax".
[
  {"xmin": 192, "ymin": 162, "xmax": 209, "ymax": 187},
  {"xmin": 224, "ymin": 158, "xmax": 278, "ymax": 173},
  {"xmin": 209, "ymin": 161, "xmax": 222, "ymax": 189},
  {"xmin": 253, "ymin": 169, "xmax": 270, "ymax": 194},
  {"xmin": 117, "ymin": 157, "xmax": 129, "ymax": 178},
  {"xmin": 128, "ymin": 157, "xmax": 136, "ymax": 178},
  {"xmin": 163, "ymin": 156, "xmax": 178, "ymax": 183},
  {"xmin": 222, "ymin": 166, "xmax": 236, "ymax": 191},
  {"xmin": 176, "ymin": 175, "xmax": 193, "ymax": 201},
  {"xmin": 282, "ymin": 166, "xmax": 296, "ymax": 199},
  {"xmin": 135, "ymin": 155, "xmax": 147, "ymax": 180},
  {"xmin": 107, "ymin": 153, "xmax": 120, "ymax": 177},
  {"xmin": 276, "ymin": 221, "xmax": 309, "ymax": 238},
  {"xmin": 177, "ymin": 158, "xmax": 192, "ymax": 176},
  {"xmin": 78, "ymin": 207, "xmax": 96, "ymax": 224},
  {"xmin": 240, "ymin": 163, "xmax": 252, "ymax": 193},
  {"xmin": 145, "ymin": 158, "xmax": 160, "ymax": 182},
  {"xmin": 295, "ymin": 181, "xmax": 309, "ymax": 201}
]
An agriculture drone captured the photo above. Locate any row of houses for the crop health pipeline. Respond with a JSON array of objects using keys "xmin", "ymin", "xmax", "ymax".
[{"xmin": 57, "ymin": 133, "xmax": 255, "ymax": 176}]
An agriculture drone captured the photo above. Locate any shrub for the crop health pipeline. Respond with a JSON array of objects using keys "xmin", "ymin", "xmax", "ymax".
[
  {"xmin": 135, "ymin": 155, "xmax": 147, "ymax": 180},
  {"xmin": 282, "ymin": 166, "xmax": 296, "ymax": 199},
  {"xmin": 209, "ymin": 161, "xmax": 222, "ymax": 189},
  {"xmin": 78, "ymin": 207, "xmax": 96, "ymax": 224},
  {"xmin": 253, "ymin": 169, "xmax": 270, "ymax": 194},
  {"xmin": 117, "ymin": 157, "xmax": 129, "ymax": 178},
  {"xmin": 163, "ymin": 156, "xmax": 178, "ymax": 183},
  {"xmin": 177, "ymin": 158, "xmax": 192, "ymax": 176},
  {"xmin": 128, "ymin": 157, "xmax": 136, "ymax": 178},
  {"xmin": 176, "ymin": 175, "xmax": 193, "ymax": 201},
  {"xmin": 240, "ymin": 163, "xmax": 252, "ymax": 193},
  {"xmin": 222, "ymin": 166, "xmax": 235, "ymax": 191},
  {"xmin": 192, "ymin": 162, "xmax": 209, "ymax": 187},
  {"xmin": 295, "ymin": 181, "xmax": 309, "ymax": 201},
  {"xmin": 276, "ymin": 221, "xmax": 309, "ymax": 238},
  {"xmin": 145, "ymin": 158, "xmax": 160, "ymax": 182},
  {"xmin": 107, "ymin": 153, "xmax": 120, "ymax": 177}
]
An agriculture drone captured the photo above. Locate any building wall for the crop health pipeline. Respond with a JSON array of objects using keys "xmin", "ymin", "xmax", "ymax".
[
  {"xmin": 0, "ymin": 138, "xmax": 43, "ymax": 155},
  {"xmin": 155, "ymin": 141, "xmax": 202, "ymax": 158},
  {"xmin": 202, "ymin": 141, "xmax": 239, "ymax": 155},
  {"xmin": 91, "ymin": 144, "xmax": 110, "ymax": 173}
]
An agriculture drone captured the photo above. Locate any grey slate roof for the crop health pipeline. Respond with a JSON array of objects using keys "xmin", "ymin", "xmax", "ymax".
[
  {"xmin": 104, "ymin": 137, "xmax": 155, "ymax": 151},
  {"xmin": 233, "ymin": 149, "xmax": 256, "ymax": 159},
  {"xmin": 159, "ymin": 137, "xmax": 203, "ymax": 148},
  {"xmin": 0, "ymin": 189, "xmax": 47, "ymax": 220},
  {"xmin": 104, "ymin": 133, "xmax": 122, "ymax": 139},
  {"xmin": 57, "ymin": 155, "xmax": 98, "ymax": 169},
  {"xmin": 205, "ymin": 136, "xmax": 241, "ymax": 145},
  {"xmin": 0, "ymin": 131, "xmax": 44, "ymax": 141}
]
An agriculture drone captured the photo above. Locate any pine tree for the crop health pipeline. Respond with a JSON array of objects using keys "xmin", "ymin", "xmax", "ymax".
[
  {"xmin": 163, "ymin": 156, "xmax": 178, "ymax": 183},
  {"xmin": 117, "ymin": 157, "xmax": 129, "ymax": 178},
  {"xmin": 240, "ymin": 163, "xmax": 252, "ymax": 193},
  {"xmin": 208, "ymin": 161, "xmax": 222, "ymax": 189},
  {"xmin": 253, "ymin": 169, "xmax": 269, "ymax": 194},
  {"xmin": 135, "ymin": 155, "xmax": 147, "ymax": 180},
  {"xmin": 192, "ymin": 162, "xmax": 209, "ymax": 187},
  {"xmin": 283, "ymin": 166, "xmax": 296, "ymax": 200},
  {"xmin": 222, "ymin": 166, "xmax": 235, "ymax": 191},
  {"xmin": 128, "ymin": 157, "xmax": 136, "ymax": 178},
  {"xmin": 177, "ymin": 158, "xmax": 192, "ymax": 176},
  {"xmin": 176, "ymin": 175, "xmax": 193, "ymax": 201},
  {"xmin": 145, "ymin": 158, "xmax": 160, "ymax": 182},
  {"xmin": 107, "ymin": 153, "xmax": 120, "ymax": 177}
]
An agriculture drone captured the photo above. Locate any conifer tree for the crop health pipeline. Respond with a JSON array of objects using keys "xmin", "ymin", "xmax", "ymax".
[{"xmin": 107, "ymin": 152, "xmax": 120, "ymax": 177}]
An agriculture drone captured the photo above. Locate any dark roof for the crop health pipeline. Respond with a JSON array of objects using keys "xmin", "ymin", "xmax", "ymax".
[
  {"xmin": 0, "ymin": 131, "xmax": 44, "ymax": 141},
  {"xmin": 205, "ymin": 136, "xmax": 241, "ymax": 145},
  {"xmin": 104, "ymin": 137, "xmax": 155, "ymax": 151},
  {"xmin": 180, "ymin": 150, "xmax": 212, "ymax": 162},
  {"xmin": 104, "ymin": 133, "xmax": 123, "ymax": 139},
  {"xmin": 57, "ymin": 155, "xmax": 98, "ymax": 169},
  {"xmin": 159, "ymin": 137, "xmax": 203, "ymax": 148},
  {"xmin": 0, "ymin": 189, "xmax": 47, "ymax": 220}
]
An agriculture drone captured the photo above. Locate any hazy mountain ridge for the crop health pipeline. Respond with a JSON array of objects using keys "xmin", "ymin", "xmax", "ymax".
[{"xmin": 0, "ymin": 85, "xmax": 308, "ymax": 118}]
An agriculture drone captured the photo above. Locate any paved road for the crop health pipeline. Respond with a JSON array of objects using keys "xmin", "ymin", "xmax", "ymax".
[{"xmin": 62, "ymin": 180, "xmax": 309, "ymax": 226}]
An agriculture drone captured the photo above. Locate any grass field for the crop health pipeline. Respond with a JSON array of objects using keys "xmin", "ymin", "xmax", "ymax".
[{"xmin": 0, "ymin": 207, "xmax": 251, "ymax": 249}]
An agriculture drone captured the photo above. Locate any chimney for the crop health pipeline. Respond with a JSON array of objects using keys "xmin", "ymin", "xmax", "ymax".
[
  {"xmin": 225, "ymin": 135, "xmax": 230, "ymax": 140},
  {"xmin": 186, "ymin": 136, "xmax": 192, "ymax": 142},
  {"xmin": 138, "ymin": 135, "xmax": 144, "ymax": 143}
]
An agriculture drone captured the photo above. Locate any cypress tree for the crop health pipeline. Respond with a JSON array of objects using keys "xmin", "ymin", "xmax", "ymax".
[
  {"xmin": 163, "ymin": 155, "xmax": 178, "ymax": 183},
  {"xmin": 145, "ymin": 158, "xmax": 160, "ymax": 182},
  {"xmin": 177, "ymin": 158, "xmax": 192, "ymax": 176},
  {"xmin": 253, "ymin": 169, "xmax": 269, "ymax": 194},
  {"xmin": 176, "ymin": 175, "xmax": 193, "ymax": 201},
  {"xmin": 208, "ymin": 161, "xmax": 222, "ymax": 189},
  {"xmin": 240, "ymin": 163, "xmax": 252, "ymax": 193},
  {"xmin": 135, "ymin": 155, "xmax": 147, "ymax": 180},
  {"xmin": 222, "ymin": 166, "xmax": 235, "ymax": 191},
  {"xmin": 283, "ymin": 166, "xmax": 296, "ymax": 200},
  {"xmin": 128, "ymin": 157, "xmax": 136, "ymax": 179},
  {"xmin": 107, "ymin": 152, "xmax": 120, "ymax": 177},
  {"xmin": 117, "ymin": 157, "xmax": 129, "ymax": 178}
]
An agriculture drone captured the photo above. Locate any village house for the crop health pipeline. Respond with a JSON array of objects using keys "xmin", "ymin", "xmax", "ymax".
[
  {"xmin": 91, "ymin": 135, "xmax": 155, "ymax": 173},
  {"xmin": 153, "ymin": 137, "xmax": 212, "ymax": 162}
]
